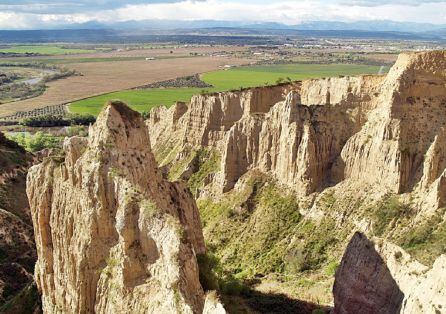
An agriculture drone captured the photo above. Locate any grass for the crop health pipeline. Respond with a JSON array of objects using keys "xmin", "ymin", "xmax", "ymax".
[
  {"xmin": 369, "ymin": 195, "xmax": 414, "ymax": 237},
  {"xmin": 202, "ymin": 63, "xmax": 383, "ymax": 90},
  {"xmin": 198, "ymin": 179, "xmax": 303, "ymax": 277},
  {"xmin": 69, "ymin": 63, "xmax": 384, "ymax": 115},
  {"xmin": 70, "ymin": 88, "xmax": 206, "ymax": 115},
  {"xmin": 0, "ymin": 45, "xmax": 96, "ymax": 55},
  {"xmin": 187, "ymin": 149, "xmax": 221, "ymax": 195},
  {"xmin": 396, "ymin": 209, "xmax": 446, "ymax": 266},
  {"xmin": 6, "ymin": 131, "xmax": 62, "ymax": 152}
]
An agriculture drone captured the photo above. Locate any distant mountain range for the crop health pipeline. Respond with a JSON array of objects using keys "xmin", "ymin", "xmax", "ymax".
[
  {"xmin": 0, "ymin": 20, "xmax": 445, "ymax": 43},
  {"xmin": 64, "ymin": 19, "xmax": 446, "ymax": 34}
]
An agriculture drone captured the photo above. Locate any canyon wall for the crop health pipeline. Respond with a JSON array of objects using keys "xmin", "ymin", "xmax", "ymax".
[
  {"xmin": 334, "ymin": 232, "xmax": 446, "ymax": 314},
  {"xmin": 27, "ymin": 102, "xmax": 220, "ymax": 313},
  {"xmin": 148, "ymin": 50, "xmax": 446, "ymax": 311},
  {"xmin": 149, "ymin": 51, "xmax": 446, "ymax": 207},
  {"xmin": 26, "ymin": 50, "xmax": 446, "ymax": 313}
]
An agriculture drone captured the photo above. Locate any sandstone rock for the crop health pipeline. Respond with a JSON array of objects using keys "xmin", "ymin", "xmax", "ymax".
[
  {"xmin": 148, "ymin": 50, "xmax": 446, "ymax": 207},
  {"xmin": 27, "ymin": 101, "xmax": 214, "ymax": 313},
  {"xmin": 333, "ymin": 232, "xmax": 446, "ymax": 314},
  {"xmin": 333, "ymin": 232, "xmax": 405, "ymax": 314},
  {"xmin": 203, "ymin": 292, "xmax": 226, "ymax": 314}
]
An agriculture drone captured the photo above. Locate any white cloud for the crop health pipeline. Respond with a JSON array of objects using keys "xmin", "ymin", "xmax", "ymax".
[{"xmin": 0, "ymin": 0, "xmax": 445, "ymax": 29}]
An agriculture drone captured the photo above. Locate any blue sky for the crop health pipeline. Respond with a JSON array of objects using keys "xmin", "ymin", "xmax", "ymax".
[{"xmin": 0, "ymin": 0, "xmax": 445, "ymax": 29}]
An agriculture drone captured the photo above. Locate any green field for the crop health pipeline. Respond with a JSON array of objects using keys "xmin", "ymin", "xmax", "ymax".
[
  {"xmin": 70, "ymin": 63, "xmax": 385, "ymax": 115},
  {"xmin": 0, "ymin": 45, "xmax": 96, "ymax": 55}
]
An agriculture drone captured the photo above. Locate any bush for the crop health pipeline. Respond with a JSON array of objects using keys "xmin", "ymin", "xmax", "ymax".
[
  {"xmin": 141, "ymin": 111, "xmax": 150, "ymax": 120},
  {"xmin": 371, "ymin": 195, "xmax": 413, "ymax": 236},
  {"xmin": 219, "ymin": 277, "xmax": 248, "ymax": 296},
  {"xmin": 67, "ymin": 113, "xmax": 96, "ymax": 125},
  {"xmin": 20, "ymin": 113, "xmax": 95, "ymax": 127},
  {"xmin": 6, "ymin": 132, "xmax": 62, "ymax": 152},
  {"xmin": 66, "ymin": 125, "xmax": 88, "ymax": 137},
  {"xmin": 397, "ymin": 211, "xmax": 446, "ymax": 266},
  {"xmin": 20, "ymin": 115, "xmax": 68, "ymax": 127},
  {"xmin": 197, "ymin": 253, "xmax": 220, "ymax": 291}
]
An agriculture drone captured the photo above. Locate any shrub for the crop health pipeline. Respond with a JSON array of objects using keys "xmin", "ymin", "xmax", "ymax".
[
  {"xmin": 66, "ymin": 125, "xmax": 88, "ymax": 137},
  {"xmin": 141, "ymin": 111, "xmax": 150, "ymax": 120},
  {"xmin": 20, "ymin": 115, "xmax": 67, "ymax": 127},
  {"xmin": 66, "ymin": 113, "xmax": 96, "ymax": 125},
  {"xmin": 371, "ymin": 195, "xmax": 413, "ymax": 236},
  {"xmin": 397, "ymin": 211, "xmax": 446, "ymax": 266},
  {"xmin": 197, "ymin": 253, "xmax": 220, "ymax": 291},
  {"xmin": 6, "ymin": 132, "xmax": 62, "ymax": 152},
  {"xmin": 219, "ymin": 277, "xmax": 248, "ymax": 296},
  {"xmin": 324, "ymin": 260, "xmax": 340, "ymax": 276},
  {"xmin": 20, "ymin": 113, "xmax": 95, "ymax": 127}
]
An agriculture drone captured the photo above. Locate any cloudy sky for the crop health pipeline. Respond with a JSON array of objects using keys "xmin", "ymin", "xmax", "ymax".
[{"xmin": 0, "ymin": 0, "xmax": 445, "ymax": 29}]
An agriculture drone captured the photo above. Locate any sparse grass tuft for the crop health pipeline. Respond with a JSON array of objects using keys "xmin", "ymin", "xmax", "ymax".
[
  {"xmin": 187, "ymin": 149, "xmax": 220, "ymax": 195},
  {"xmin": 370, "ymin": 194, "xmax": 414, "ymax": 236},
  {"xmin": 396, "ymin": 209, "xmax": 446, "ymax": 266}
]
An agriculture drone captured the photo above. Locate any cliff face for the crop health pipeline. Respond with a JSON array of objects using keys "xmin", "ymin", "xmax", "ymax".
[
  {"xmin": 0, "ymin": 132, "xmax": 37, "ymax": 308},
  {"xmin": 27, "ymin": 102, "xmax": 215, "ymax": 313},
  {"xmin": 334, "ymin": 232, "xmax": 446, "ymax": 314},
  {"xmin": 25, "ymin": 50, "xmax": 446, "ymax": 313},
  {"xmin": 148, "ymin": 50, "xmax": 446, "ymax": 310},
  {"xmin": 149, "ymin": 51, "xmax": 446, "ymax": 208}
]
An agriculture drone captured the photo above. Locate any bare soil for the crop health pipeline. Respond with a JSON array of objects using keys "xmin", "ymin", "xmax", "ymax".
[{"xmin": 0, "ymin": 54, "xmax": 249, "ymax": 117}]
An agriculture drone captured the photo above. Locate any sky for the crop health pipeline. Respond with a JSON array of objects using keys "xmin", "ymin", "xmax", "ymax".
[{"xmin": 0, "ymin": 0, "xmax": 445, "ymax": 29}]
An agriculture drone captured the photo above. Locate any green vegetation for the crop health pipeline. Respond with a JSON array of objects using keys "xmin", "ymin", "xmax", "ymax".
[
  {"xmin": 6, "ymin": 132, "xmax": 62, "ymax": 152},
  {"xmin": 202, "ymin": 63, "xmax": 381, "ymax": 91},
  {"xmin": 0, "ymin": 67, "xmax": 77, "ymax": 103},
  {"xmin": 187, "ymin": 150, "xmax": 220, "ymax": 195},
  {"xmin": 397, "ymin": 209, "xmax": 446, "ymax": 266},
  {"xmin": 20, "ymin": 113, "xmax": 95, "ymax": 127},
  {"xmin": 0, "ymin": 45, "xmax": 96, "ymax": 55},
  {"xmin": 70, "ymin": 63, "xmax": 382, "ymax": 115},
  {"xmin": 66, "ymin": 125, "xmax": 88, "ymax": 137},
  {"xmin": 70, "ymin": 89, "xmax": 205, "ymax": 115},
  {"xmin": 198, "ymin": 179, "xmax": 305, "ymax": 278},
  {"xmin": 0, "ymin": 82, "xmax": 45, "ymax": 103},
  {"xmin": 369, "ymin": 194, "xmax": 414, "ymax": 237},
  {"xmin": 141, "ymin": 199, "xmax": 160, "ymax": 218}
]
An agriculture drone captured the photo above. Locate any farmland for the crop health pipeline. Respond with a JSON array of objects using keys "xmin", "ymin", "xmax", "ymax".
[
  {"xmin": 0, "ymin": 45, "xmax": 249, "ymax": 117},
  {"xmin": 0, "ymin": 45, "xmax": 97, "ymax": 55},
  {"xmin": 0, "ymin": 41, "xmax": 399, "ymax": 119},
  {"xmin": 70, "ymin": 63, "xmax": 384, "ymax": 115}
]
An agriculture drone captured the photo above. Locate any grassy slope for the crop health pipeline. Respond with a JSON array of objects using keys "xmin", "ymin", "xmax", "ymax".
[
  {"xmin": 0, "ymin": 45, "xmax": 95, "ymax": 55},
  {"xmin": 69, "ymin": 63, "xmax": 383, "ymax": 115},
  {"xmin": 153, "ymin": 142, "xmax": 445, "ymax": 307}
]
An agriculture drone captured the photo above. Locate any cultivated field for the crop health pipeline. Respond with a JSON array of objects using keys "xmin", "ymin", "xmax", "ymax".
[
  {"xmin": 0, "ymin": 46, "xmax": 249, "ymax": 117},
  {"xmin": 70, "ymin": 63, "xmax": 384, "ymax": 115},
  {"xmin": 0, "ymin": 45, "xmax": 97, "ymax": 55}
]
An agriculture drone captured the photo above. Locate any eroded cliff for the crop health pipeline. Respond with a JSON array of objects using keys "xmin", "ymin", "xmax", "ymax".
[
  {"xmin": 148, "ymin": 50, "xmax": 446, "ymax": 310},
  {"xmin": 149, "ymin": 51, "xmax": 446, "ymax": 204},
  {"xmin": 27, "ymin": 102, "xmax": 219, "ymax": 313},
  {"xmin": 334, "ymin": 232, "xmax": 446, "ymax": 314}
]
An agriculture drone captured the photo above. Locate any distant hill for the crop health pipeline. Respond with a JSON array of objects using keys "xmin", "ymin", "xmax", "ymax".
[
  {"xmin": 59, "ymin": 19, "xmax": 446, "ymax": 34},
  {"xmin": 0, "ymin": 27, "xmax": 444, "ymax": 44}
]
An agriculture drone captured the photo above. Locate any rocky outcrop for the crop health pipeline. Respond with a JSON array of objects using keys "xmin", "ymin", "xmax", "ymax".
[
  {"xmin": 27, "ymin": 101, "xmax": 217, "ymax": 313},
  {"xmin": 148, "ymin": 83, "xmax": 300, "ymax": 150},
  {"xmin": 149, "ymin": 51, "xmax": 446, "ymax": 205},
  {"xmin": 334, "ymin": 232, "xmax": 446, "ymax": 314},
  {"xmin": 147, "ymin": 50, "xmax": 446, "ymax": 311}
]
